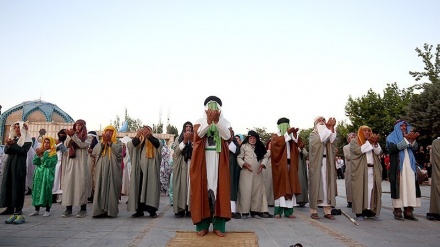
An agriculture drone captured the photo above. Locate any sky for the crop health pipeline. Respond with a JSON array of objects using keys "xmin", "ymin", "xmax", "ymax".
[{"xmin": 1, "ymin": 1, "xmax": 439, "ymax": 135}]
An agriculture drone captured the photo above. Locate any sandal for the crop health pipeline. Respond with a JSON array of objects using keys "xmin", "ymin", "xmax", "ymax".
[
  {"xmin": 324, "ymin": 214, "xmax": 335, "ymax": 220},
  {"xmin": 311, "ymin": 213, "xmax": 320, "ymax": 220},
  {"xmin": 288, "ymin": 215, "xmax": 296, "ymax": 219},
  {"xmin": 275, "ymin": 214, "xmax": 281, "ymax": 219}
]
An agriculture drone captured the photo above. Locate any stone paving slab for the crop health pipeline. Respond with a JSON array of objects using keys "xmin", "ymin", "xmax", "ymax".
[{"xmin": 0, "ymin": 180, "xmax": 439, "ymax": 247}]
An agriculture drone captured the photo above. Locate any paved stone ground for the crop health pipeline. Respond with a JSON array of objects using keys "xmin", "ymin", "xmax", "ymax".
[{"xmin": 0, "ymin": 180, "xmax": 438, "ymax": 247}]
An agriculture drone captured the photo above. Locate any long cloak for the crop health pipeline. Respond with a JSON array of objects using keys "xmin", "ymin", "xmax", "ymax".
[
  {"xmin": 0, "ymin": 141, "xmax": 32, "ymax": 209},
  {"xmin": 236, "ymin": 143, "xmax": 269, "ymax": 214},
  {"xmin": 296, "ymin": 147, "xmax": 309, "ymax": 204},
  {"xmin": 229, "ymin": 141, "xmax": 241, "ymax": 202},
  {"xmin": 173, "ymin": 140, "xmax": 191, "ymax": 214},
  {"xmin": 127, "ymin": 137, "xmax": 162, "ymax": 212},
  {"xmin": 429, "ymin": 139, "xmax": 440, "ymax": 214},
  {"xmin": 189, "ymin": 124, "xmax": 231, "ymax": 225},
  {"xmin": 263, "ymin": 150, "xmax": 274, "ymax": 206},
  {"xmin": 32, "ymin": 152, "xmax": 57, "ymax": 207},
  {"xmin": 270, "ymin": 134, "xmax": 301, "ymax": 201},
  {"xmin": 61, "ymin": 135, "xmax": 92, "ymax": 206},
  {"xmin": 92, "ymin": 140, "xmax": 122, "ymax": 217},
  {"xmin": 350, "ymin": 139, "xmax": 382, "ymax": 216},
  {"xmin": 343, "ymin": 144, "xmax": 353, "ymax": 203},
  {"xmin": 308, "ymin": 131, "xmax": 337, "ymax": 209}
]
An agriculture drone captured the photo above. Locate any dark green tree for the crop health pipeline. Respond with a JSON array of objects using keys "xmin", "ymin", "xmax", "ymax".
[
  {"xmin": 166, "ymin": 124, "xmax": 179, "ymax": 139},
  {"xmin": 406, "ymin": 43, "xmax": 440, "ymax": 144},
  {"xmin": 298, "ymin": 128, "xmax": 313, "ymax": 151},
  {"xmin": 112, "ymin": 108, "xmax": 143, "ymax": 131},
  {"xmin": 152, "ymin": 123, "xmax": 163, "ymax": 134},
  {"xmin": 345, "ymin": 83, "xmax": 413, "ymax": 148}
]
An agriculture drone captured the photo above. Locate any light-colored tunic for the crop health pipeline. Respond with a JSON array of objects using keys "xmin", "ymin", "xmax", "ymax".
[
  {"xmin": 343, "ymin": 144, "xmax": 352, "ymax": 203},
  {"xmin": 236, "ymin": 143, "xmax": 269, "ymax": 214},
  {"xmin": 173, "ymin": 140, "xmax": 191, "ymax": 214},
  {"xmin": 121, "ymin": 150, "xmax": 131, "ymax": 196},
  {"xmin": 263, "ymin": 150, "xmax": 274, "ymax": 206},
  {"xmin": 92, "ymin": 141, "xmax": 122, "ymax": 217},
  {"xmin": 61, "ymin": 135, "xmax": 92, "ymax": 206},
  {"xmin": 52, "ymin": 142, "xmax": 67, "ymax": 194}
]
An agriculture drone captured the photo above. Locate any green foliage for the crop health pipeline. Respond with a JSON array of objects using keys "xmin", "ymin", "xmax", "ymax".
[
  {"xmin": 298, "ymin": 128, "xmax": 313, "ymax": 151},
  {"xmin": 335, "ymin": 120, "xmax": 356, "ymax": 153},
  {"xmin": 406, "ymin": 43, "xmax": 440, "ymax": 145},
  {"xmin": 166, "ymin": 124, "xmax": 179, "ymax": 138},
  {"xmin": 344, "ymin": 83, "xmax": 413, "ymax": 148},
  {"xmin": 112, "ymin": 108, "xmax": 143, "ymax": 132},
  {"xmin": 152, "ymin": 123, "xmax": 163, "ymax": 134}
]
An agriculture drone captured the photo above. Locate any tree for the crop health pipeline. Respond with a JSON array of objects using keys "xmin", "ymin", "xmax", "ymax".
[
  {"xmin": 335, "ymin": 120, "xmax": 356, "ymax": 154},
  {"xmin": 166, "ymin": 124, "xmax": 179, "ymax": 139},
  {"xmin": 345, "ymin": 83, "xmax": 413, "ymax": 148},
  {"xmin": 406, "ymin": 43, "xmax": 440, "ymax": 144},
  {"xmin": 298, "ymin": 128, "xmax": 313, "ymax": 151},
  {"xmin": 112, "ymin": 108, "xmax": 143, "ymax": 132},
  {"xmin": 152, "ymin": 123, "xmax": 163, "ymax": 134}
]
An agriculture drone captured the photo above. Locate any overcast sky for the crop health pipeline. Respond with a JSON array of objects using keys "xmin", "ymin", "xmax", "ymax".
[{"xmin": 1, "ymin": 1, "xmax": 439, "ymax": 135}]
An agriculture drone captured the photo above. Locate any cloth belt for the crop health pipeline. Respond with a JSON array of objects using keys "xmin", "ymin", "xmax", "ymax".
[
  {"xmin": 205, "ymin": 147, "xmax": 217, "ymax": 151},
  {"xmin": 367, "ymin": 164, "xmax": 374, "ymax": 167}
]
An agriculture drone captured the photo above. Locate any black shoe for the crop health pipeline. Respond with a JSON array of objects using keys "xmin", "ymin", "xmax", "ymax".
[
  {"xmin": 347, "ymin": 202, "xmax": 352, "ymax": 208},
  {"xmin": 234, "ymin": 213, "xmax": 242, "ymax": 219},
  {"xmin": 185, "ymin": 211, "xmax": 191, "ymax": 217},
  {"xmin": 298, "ymin": 203, "xmax": 306, "ymax": 207},
  {"xmin": 93, "ymin": 212, "xmax": 108, "ymax": 218},
  {"xmin": 174, "ymin": 212, "xmax": 184, "ymax": 218},
  {"xmin": 0, "ymin": 208, "xmax": 14, "ymax": 215},
  {"xmin": 260, "ymin": 212, "xmax": 273, "ymax": 218},
  {"xmin": 131, "ymin": 211, "xmax": 144, "ymax": 218},
  {"xmin": 150, "ymin": 213, "xmax": 158, "ymax": 218}
]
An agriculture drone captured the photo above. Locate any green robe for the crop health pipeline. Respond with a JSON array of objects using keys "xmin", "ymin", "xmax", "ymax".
[
  {"xmin": 308, "ymin": 131, "xmax": 337, "ymax": 209},
  {"xmin": 127, "ymin": 136, "xmax": 162, "ymax": 212},
  {"xmin": 349, "ymin": 139, "xmax": 382, "ymax": 216},
  {"xmin": 32, "ymin": 152, "xmax": 57, "ymax": 207},
  {"xmin": 92, "ymin": 141, "xmax": 122, "ymax": 217}
]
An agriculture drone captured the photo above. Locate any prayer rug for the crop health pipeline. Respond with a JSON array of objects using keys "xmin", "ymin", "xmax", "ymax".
[{"xmin": 167, "ymin": 231, "xmax": 259, "ymax": 247}]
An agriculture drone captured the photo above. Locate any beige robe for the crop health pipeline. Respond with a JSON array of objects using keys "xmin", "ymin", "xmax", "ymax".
[
  {"xmin": 61, "ymin": 134, "xmax": 92, "ymax": 206},
  {"xmin": 173, "ymin": 140, "xmax": 191, "ymax": 214},
  {"xmin": 127, "ymin": 137, "xmax": 162, "ymax": 212},
  {"xmin": 92, "ymin": 140, "xmax": 122, "ymax": 217},
  {"xmin": 343, "ymin": 144, "xmax": 353, "ymax": 203},
  {"xmin": 263, "ymin": 150, "xmax": 274, "ymax": 206},
  {"xmin": 430, "ymin": 139, "xmax": 440, "ymax": 214},
  {"xmin": 308, "ymin": 130, "xmax": 337, "ymax": 209},
  {"xmin": 296, "ymin": 148, "xmax": 309, "ymax": 204},
  {"xmin": 236, "ymin": 143, "xmax": 269, "ymax": 214},
  {"xmin": 350, "ymin": 139, "xmax": 382, "ymax": 216}
]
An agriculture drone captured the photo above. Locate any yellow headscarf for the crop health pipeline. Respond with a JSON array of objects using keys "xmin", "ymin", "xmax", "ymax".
[
  {"xmin": 138, "ymin": 126, "xmax": 156, "ymax": 158},
  {"xmin": 101, "ymin": 126, "xmax": 117, "ymax": 157},
  {"xmin": 41, "ymin": 137, "xmax": 57, "ymax": 157},
  {"xmin": 357, "ymin": 125, "xmax": 370, "ymax": 146}
]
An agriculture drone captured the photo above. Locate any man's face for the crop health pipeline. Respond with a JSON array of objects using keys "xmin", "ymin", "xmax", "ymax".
[
  {"xmin": 317, "ymin": 117, "xmax": 326, "ymax": 125},
  {"xmin": 185, "ymin": 124, "xmax": 193, "ymax": 132},
  {"xmin": 43, "ymin": 139, "xmax": 50, "ymax": 150},
  {"xmin": 13, "ymin": 123, "xmax": 21, "ymax": 136},
  {"xmin": 75, "ymin": 123, "xmax": 83, "ymax": 133},
  {"xmin": 105, "ymin": 129, "xmax": 114, "ymax": 138},
  {"xmin": 362, "ymin": 128, "xmax": 371, "ymax": 139},
  {"xmin": 400, "ymin": 123, "xmax": 407, "ymax": 134},
  {"xmin": 249, "ymin": 136, "xmax": 257, "ymax": 145}
]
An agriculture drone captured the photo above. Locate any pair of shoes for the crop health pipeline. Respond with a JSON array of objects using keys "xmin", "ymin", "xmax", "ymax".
[
  {"xmin": 5, "ymin": 214, "xmax": 17, "ymax": 224},
  {"xmin": 29, "ymin": 211, "xmax": 39, "ymax": 216},
  {"xmin": 13, "ymin": 215, "xmax": 25, "ymax": 224},
  {"xmin": 131, "ymin": 211, "xmax": 144, "ymax": 218},
  {"xmin": 62, "ymin": 210, "xmax": 72, "ymax": 218},
  {"xmin": 356, "ymin": 216, "xmax": 364, "ymax": 221},
  {"xmin": 0, "ymin": 209, "xmax": 14, "ymax": 215},
  {"xmin": 76, "ymin": 210, "xmax": 87, "ymax": 218},
  {"xmin": 347, "ymin": 202, "xmax": 352, "ymax": 208},
  {"xmin": 310, "ymin": 213, "xmax": 320, "ymax": 220},
  {"xmin": 43, "ymin": 211, "xmax": 51, "ymax": 217},
  {"xmin": 251, "ymin": 214, "xmax": 261, "ymax": 219},
  {"xmin": 324, "ymin": 214, "xmax": 335, "ymax": 220}
]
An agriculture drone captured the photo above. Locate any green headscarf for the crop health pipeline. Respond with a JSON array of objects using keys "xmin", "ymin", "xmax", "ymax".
[{"xmin": 206, "ymin": 101, "xmax": 222, "ymax": 152}]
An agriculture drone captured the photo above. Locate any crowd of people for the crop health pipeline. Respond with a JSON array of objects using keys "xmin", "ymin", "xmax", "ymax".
[{"xmin": 0, "ymin": 96, "xmax": 439, "ymax": 238}]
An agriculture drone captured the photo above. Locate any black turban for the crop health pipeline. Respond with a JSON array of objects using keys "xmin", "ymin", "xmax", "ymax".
[
  {"xmin": 277, "ymin": 117, "xmax": 290, "ymax": 125},
  {"xmin": 204, "ymin": 96, "xmax": 222, "ymax": 106}
]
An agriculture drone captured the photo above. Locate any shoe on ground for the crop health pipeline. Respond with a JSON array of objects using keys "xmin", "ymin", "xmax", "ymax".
[
  {"xmin": 260, "ymin": 212, "xmax": 273, "ymax": 218},
  {"xmin": 356, "ymin": 216, "xmax": 364, "ymax": 221},
  {"xmin": 366, "ymin": 216, "xmax": 381, "ymax": 221},
  {"xmin": 13, "ymin": 215, "xmax": 25, "ymax": 224},
  {"xmin": 150, "ymin": 213, "xmax": 158, "ymax": 218},
  {"xmin": 29, "ymin": 211, "xmax": 39, "ymax": 216},
  {"xmin": 174, "ymin": 212, "xmax": 184, "ymax": 218},
  {"xmin": 5, "ymin": 214, "xmax": 17, "ymax": 224},
  {"xmin": 0, "ymin": 209, "xmax": 14, "ymax": 215},
  {"xmin": 43, "ymin": 211, "xmax": 51, "ymax": 217},
  {"xmin": 76, "ymin": 210, "xmax": 87, "ymax": 218},
  {"xmin": 62, "ymin": 210, "xmax": 72, "ymax": 218},
  {"xmin": 347, "ymin": 202, "xmax": 352, "ymax": 208},
  {"xmin": 251, "ymin": 214, "xmax": 261, "ymax": 219},
  {"xmin": 131, "ymin": 211, "xmax": 144, "ymax": 218},
  {"xmin": 234, "ymin": 213, "xmax": 242, "ymax": 219}
]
